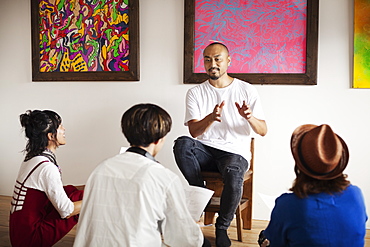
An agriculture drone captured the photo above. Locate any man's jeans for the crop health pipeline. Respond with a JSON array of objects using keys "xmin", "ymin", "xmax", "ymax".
[{"xmin": 173, "ymin": 136, "xmax": 249, "ymax": 230}]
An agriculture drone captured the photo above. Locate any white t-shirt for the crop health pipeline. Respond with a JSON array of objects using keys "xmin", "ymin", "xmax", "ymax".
[
  {"xmin": 74, "ymin": 152, "xmax": 204, "ymax": 247},
  {"xmin": 185, "ymin": 78, "xmax": 265, "ymax": 161},
  {"xmin": 11, "ymin": 155, "xmax": 74, "ymax": 218}
]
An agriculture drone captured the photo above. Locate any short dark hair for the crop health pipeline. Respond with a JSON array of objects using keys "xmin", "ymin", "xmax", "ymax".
[
  {"xmin": 20, "ymin": 110, "xmax": 62, "ymax": 161},
  {"xmin": 204, "ymin": 42, "xmax": 229, "ymax": 54},
  {"xmin": 290, "ymin": 165, "xmax": 350, "ymax": 198},
  {"xmin": 121, "ymin": 104, "xmax": 172, "ymax": 147}
]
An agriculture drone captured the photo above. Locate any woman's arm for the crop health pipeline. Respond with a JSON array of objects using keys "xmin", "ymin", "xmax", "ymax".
[
  {"xmin": 40, "ymin": 163, "xmax": 80, "ymax": 218},
  {"xmin": 66, "ymin": 200, "xmax": 82, "ymax": 218}
]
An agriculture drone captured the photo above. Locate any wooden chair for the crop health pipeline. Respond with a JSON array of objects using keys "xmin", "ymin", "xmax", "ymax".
[{"xmin": 201, "ymin": 138, "xmax": 254, "ymax": 242}]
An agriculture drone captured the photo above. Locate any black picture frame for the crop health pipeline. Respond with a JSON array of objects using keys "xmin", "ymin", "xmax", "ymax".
[
  {"xmin": 184, "ymin": 0, "xmax": 319, "ymax": 85},
  {"xmin": 31, "ymin": 0, "xmax": 140, "ymax": 81}
]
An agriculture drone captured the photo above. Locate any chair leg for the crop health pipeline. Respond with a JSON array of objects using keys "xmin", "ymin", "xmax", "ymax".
[
  {"xmin": 235, "ymin": 206, "xmax": 243, "ymax": 242},
  {"xmin": 242, "ymin": 203, "xmax": 252, "ymax": 230},
  {"xmin": 204, "ymin": 212, "xmax": 216, "ymax": 225},
  {"xmin": 242, "ymin": 179, "xmax": 253, "ymax": 230}
]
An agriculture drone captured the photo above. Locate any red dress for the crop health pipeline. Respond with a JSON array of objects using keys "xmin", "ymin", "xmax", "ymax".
[{"xmin": 9, "ymin": 156, "xmax": 83, "ymax": 247}]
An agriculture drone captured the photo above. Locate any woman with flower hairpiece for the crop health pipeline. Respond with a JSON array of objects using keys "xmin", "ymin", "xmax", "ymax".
[
  {"xmin": 9, "ymin": 110, "xmax": 83, "ymax": 247},
  {"xmin": 258, "ymin": 124, "xmax": 367, "ymax": 247}
]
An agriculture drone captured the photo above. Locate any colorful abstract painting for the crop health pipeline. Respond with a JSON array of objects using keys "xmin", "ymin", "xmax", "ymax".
[
  {"xmin": 354, "ymin": 0, "xmax": 370, "ymax": 88},
  {"xmin": 193, "ymin": 0, "xmax": 307, "ymax": 74},
  {"xmin": 38, "ymin": 0, "xmax": 130, "ymax": 72}
]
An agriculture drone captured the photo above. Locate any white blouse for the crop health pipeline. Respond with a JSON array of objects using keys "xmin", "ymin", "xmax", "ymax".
[{"xmin": 11, "ymin": 155, "xmax": 74, "ymax": 218}]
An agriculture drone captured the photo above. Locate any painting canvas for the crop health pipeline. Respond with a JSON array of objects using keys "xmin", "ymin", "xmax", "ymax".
[
  {"xmin": 184, "ymin": 0, "xmax": 319, "ymax": 85},
  {"xmin": 193, "ymin": 0, "xmax": 307, "ymax": 74},
  {"xmin": 31, "ymin": 0, "xmax": 139, "ymax": 81},
  {"xmin": 353, "ymin": 0, "xmax": 370, "ymax": 88}
]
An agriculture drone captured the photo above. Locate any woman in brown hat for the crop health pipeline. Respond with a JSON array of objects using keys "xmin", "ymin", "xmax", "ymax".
[{"xmin": 259, "ymin": 124, "xmax": 367, "ymax": 247}]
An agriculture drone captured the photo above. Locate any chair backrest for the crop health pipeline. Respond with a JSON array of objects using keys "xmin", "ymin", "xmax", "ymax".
[{"xmin": 248, "ymin": 137, "xmax": 254, "ymax": 177}]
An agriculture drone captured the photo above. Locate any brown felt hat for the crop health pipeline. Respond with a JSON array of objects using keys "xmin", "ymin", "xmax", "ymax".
[{"xmin": 291, "ymin": 124, "xmax": 349, "ymax": 180}]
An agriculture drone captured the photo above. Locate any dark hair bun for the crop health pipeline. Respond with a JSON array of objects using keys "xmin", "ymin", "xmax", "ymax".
[
  {"xmin": 20, "ymin": 110, "xmax": 61, "ymax": 139},
  {"xmin": 19, "ymin": 110, "xmax": 32, "ymax": 128}
]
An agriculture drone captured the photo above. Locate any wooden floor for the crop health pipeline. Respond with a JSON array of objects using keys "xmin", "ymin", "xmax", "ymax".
[{"xmin": 0, "ymin": 195, "xmax": 369, "ymax": 246}]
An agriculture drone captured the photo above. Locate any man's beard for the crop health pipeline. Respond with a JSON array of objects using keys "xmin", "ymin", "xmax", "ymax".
[
  {"xmin": 207, "ymin": 67, "xmax": 225, "ymax": 80},
  {"xmin": 209, "ymin": 74, "xmax": 220, "ymax": 80},
  {"xmin": 207, "ymin": 69, "xmax": 225, "ymax": 80}
]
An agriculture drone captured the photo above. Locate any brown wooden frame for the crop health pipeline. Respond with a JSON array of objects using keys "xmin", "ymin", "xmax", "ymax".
[
  {"xmin": 184, "ymin": 0, "xmax": 319, "ymax": 85},
  {"xmin": 31, "ymin": 0, "xmax": 139, "ymax": 81}
]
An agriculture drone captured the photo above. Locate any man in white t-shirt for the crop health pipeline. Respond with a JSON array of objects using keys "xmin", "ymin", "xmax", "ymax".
[{"xmin": 173, "ymin": 42, "xmax": 267, "ymax": 247}]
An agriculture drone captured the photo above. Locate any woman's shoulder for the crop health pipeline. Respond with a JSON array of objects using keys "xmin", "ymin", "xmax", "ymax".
[
  {"xmin": 346, "ymin": 184, "xmax": 360, "ymax": 191},
  {"xmin": 17, "ymin": 156, "xmax": 60, "ymax": 191},
  {"xmin": 23, "ymin": 156, "xmax": 60, "ymax": 178},
  {"xmin": 23, "ymin": 155, "xmax": 49, "ymax": 164},
  {"xmin": 274, "ymin": 192, "xmax": 304, "ymax": 207},
  {"xmin": 277, "ymin": 192, "xmax": 297, "ymax": 200},
  {"xmin": 343, "ymin": 184, "xmax": 365, "ymax": 199},
  {"xmin": 269, "ymin": 193, "xmax": 305, "ymax": 217},
  {"xmin": 19, "ymin": 156, "xmax": 50, "ymax": 173},
  {"xmin": 275, "ymin": 185, "xmax": 363, "ymax": 203}
]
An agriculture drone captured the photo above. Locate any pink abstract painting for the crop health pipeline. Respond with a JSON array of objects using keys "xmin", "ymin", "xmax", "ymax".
[{"xmin": 194, "ymin": 0, "xmax": 307, "ymax": 74}]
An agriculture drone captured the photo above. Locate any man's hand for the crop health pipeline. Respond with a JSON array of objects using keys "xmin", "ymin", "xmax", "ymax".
[
  {"xmin": 212, "ymin": 101, "xmax": 225, "ymax": 122},
  {"xmin": 188, "ymin": 101, "xmax": 225, "ymax": 138},
  {"xmin": 235, "ymin": 100, "xmax": 252, "ymax": 120}
]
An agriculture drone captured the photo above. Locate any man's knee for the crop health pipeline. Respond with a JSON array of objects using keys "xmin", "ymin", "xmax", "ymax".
[
  {"xmin": 223, "ymin": 156, "xmax": 248, "ymax": 173},
  {"xmin": 222, "ymin": 157, "xmax": 248, "ymax": 188},
  {"xmin": 173, "ymin": 136, "xmax": 194, "ymax": 151},
  {"xmin": 224, "ymin": 165, "xmax": 244, "ymax": 186}
]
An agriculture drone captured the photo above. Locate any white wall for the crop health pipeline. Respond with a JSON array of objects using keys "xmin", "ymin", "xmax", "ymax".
[{"xmin": 1, "ymin": 0, "xmax": 369, "ymax": 228}]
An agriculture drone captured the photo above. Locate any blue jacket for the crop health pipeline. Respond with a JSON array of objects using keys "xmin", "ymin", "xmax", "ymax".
[{"xmin": 264, "ymin": 185, "xmax": 367, "ymax": 247}]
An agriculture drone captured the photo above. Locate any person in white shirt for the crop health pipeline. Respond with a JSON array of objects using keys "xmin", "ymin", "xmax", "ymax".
[
  {"xmin": 173, "ymin": 42, "xmax": 267, "ymax": 247},
  {"xmin": 74, "ymin": 103, "xmax": 211, "ymax": 247},
  {"xmin": 9, "ymin": 110, "xmax": 83, "ymax": 247}
]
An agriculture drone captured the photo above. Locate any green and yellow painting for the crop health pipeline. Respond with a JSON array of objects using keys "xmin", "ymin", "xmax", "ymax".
[{"xmin": 354, "ymin": 0, "xmax": 370, "ymax": 88}]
